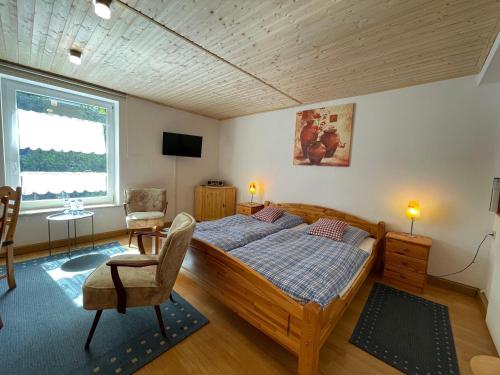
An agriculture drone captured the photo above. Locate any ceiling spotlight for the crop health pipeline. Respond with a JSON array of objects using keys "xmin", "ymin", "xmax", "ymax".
[
  {"xmin": 69, "ymin": 49, "xmax": 82, "ymax": 65},
  {"xmin": 93, "ymin": 0, "xmax": 112, "ymax": 19}
]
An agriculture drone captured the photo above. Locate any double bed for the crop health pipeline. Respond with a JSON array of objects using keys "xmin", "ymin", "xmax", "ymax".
[{"xmin": 182, "ymin": 202, "xmax": 385, "ymax": 375}]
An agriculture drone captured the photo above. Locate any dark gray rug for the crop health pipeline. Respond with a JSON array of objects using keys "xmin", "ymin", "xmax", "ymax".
[
  {"xmin": 0, "ymin": 242, "xmax": 208, "ymax": 375},
  {"xmin": 350, "ymin": 283, "xmax": 460, "ymax": 375}
]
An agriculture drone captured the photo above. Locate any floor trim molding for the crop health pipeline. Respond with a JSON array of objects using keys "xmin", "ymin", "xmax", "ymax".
[
  {"xmin": 13, "ymin": 229, "xmax": 128, "ymax": 256},
  {"xmin": 477, "ymin": 290, "xmax": 489, "ymax": 319},
  {"xmin": 427, "ymin": 275, "xmax": 479, "ymax": 297}
]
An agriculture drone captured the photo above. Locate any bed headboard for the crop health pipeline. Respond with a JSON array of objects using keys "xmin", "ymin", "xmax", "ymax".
[{"xmin": 265, "ymin": 201, "xmax": 385, "ymax": 240}]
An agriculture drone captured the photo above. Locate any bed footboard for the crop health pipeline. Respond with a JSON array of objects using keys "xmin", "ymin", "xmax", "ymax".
[{"xmin": 183, "ymin": 238, "xmax": 305, "ymax": 354}]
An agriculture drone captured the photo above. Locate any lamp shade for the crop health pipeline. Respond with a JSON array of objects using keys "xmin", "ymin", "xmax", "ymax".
[
  {"xmin": 406, "ymin": 200, "xmax": 421, "ymax": 219},
  {"xmin": 249, "ymin": 183, "xmax": 256, "ymax": 195}
]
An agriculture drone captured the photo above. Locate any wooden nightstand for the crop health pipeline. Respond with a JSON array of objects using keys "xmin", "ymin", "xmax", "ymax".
[
  {"xmin": 383, "ymin": 231, "xmax": 432, "ymax": 292},
  {"xmin": 237, "ymin": 202, "xmax": 264, "ymax": 216}
]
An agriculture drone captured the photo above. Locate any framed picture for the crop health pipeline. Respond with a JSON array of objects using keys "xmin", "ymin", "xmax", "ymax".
[{"xmin": 293, "ymin": 103, "xmax": 355, "ymax": 167}]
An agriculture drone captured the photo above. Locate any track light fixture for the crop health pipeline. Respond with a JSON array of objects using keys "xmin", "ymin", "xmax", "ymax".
[
  {"xmin": 93, "ymin": 0, "xmax": 112, "ymax": 19},
  {"xmin": 69, "ymin": 49, "xmax": 82, "ymax": 65}
]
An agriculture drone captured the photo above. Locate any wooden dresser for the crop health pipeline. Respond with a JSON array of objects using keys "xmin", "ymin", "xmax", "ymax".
[
  {"xmin": 194, "ymin": 185, "xmax": 236, "ymax": 221},
  {"xmin": 236, "ymin": 202, "xmax": 264, "ymax": 216},
  {"xmin": 383, "ymin": 231, "xmax": 432, "ymax": 292}
]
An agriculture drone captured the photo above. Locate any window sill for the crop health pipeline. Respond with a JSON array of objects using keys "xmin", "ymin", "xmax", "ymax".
[{"xmin": 20, "ymin": 203, "xmax": 121, "ymax": 216}]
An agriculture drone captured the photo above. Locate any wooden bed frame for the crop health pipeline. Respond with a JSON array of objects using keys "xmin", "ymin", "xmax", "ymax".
[{"xmin": 181, "ymin": 203, "xmax": 385, "ymax": 375}]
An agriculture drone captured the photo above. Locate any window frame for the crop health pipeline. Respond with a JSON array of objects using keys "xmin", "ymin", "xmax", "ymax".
[{"xmin": 0, "ymin": 75, "xmax": 119, "ymax": 211}]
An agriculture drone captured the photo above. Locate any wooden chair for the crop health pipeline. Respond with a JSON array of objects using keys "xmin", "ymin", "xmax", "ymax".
[
  {"xmin": 0, "ymin": 186, "xmax": 22, "ymax": 290},
  {"xmin": 0, "ymin": 195, "xmax": 11, "ymax": 330},
  {"xmin": 82, "ymin": 212, "xmax": 195, "ymax": 349}
]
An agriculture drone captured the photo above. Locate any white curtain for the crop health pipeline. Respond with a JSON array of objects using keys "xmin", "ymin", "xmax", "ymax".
[
  {"xmin": 20, "ymin": 172, "xmax": 107, "ymax": 195},
  {"xmin": 17, "ymin": 110, "xmax": 106, "ymax": 154}
]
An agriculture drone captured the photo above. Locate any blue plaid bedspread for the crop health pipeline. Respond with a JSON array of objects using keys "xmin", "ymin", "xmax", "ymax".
[
  {"xmin": 230, "ymin": 228, "xmax": 370, "ymax": 307},
  {"xmin": 193, "ymin": 214, "xmax": 304, "ymax": 251}
]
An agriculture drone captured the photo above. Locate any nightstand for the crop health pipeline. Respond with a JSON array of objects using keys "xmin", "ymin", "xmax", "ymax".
[
  {"xmin": 237, "ymin": 202, "xmax": 264, "ymax": 216},
  {"xmin": 383, "ymin": 231, "xmax": 432, "ymax": 292}
]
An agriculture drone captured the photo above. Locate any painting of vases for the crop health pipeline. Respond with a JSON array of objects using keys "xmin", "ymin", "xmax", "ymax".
[{"xmin": 293, "ymin": 103, "xmax": 354, "ymax": 167}]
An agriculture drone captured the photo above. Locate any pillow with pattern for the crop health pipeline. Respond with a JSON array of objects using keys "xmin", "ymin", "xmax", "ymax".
[
  {"xmin": 273, "ymin": 212, "xmax": 305, "ymax": 229},
  {"xmin": 307, "ymin": 218, "xmax": 348, "ymax": 241},
  {"xmin": 252, "ymin": 206, "xmax": 285, "ymax": 223},
  {"xmin": 342, "ymin": 225, "xmax": 371, "ymax": 247}
]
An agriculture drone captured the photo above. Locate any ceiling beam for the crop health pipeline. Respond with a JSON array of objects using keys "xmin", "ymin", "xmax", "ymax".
[{"xmin": 114, "ymin": 0, "xmax": 302, "ymax": 106}]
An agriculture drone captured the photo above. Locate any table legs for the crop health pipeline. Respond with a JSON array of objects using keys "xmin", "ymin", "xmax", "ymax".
[
  {"xmin": 47, "ymin": 215, "xmax": 95, "ymax": 257},
  {"xmin": 91, "ymin": 215, "xmax": 95, "ymax": 250},
  {"xmin": 67, "ymin": 220, "xmax": 71, "ymax": 258},
  {"xmin": 48, "ymin": 220, "xmax": 52, "ymax": 256}
]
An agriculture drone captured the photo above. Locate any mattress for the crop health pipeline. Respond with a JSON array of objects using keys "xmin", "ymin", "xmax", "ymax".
[{"xmin": 338, "ymin": 237, "xmax": 375, "ymax": 297}]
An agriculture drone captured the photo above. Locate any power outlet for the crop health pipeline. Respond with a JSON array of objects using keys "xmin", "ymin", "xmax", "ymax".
[{"xmin": 488, "ymin": 230, "xmax": 496, "ymax": 239}]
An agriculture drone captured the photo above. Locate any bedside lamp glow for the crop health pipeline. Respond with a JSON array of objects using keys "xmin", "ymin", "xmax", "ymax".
[
  {"xmin": 405, "ymin": 200, "xmax": 421, "ymax": 237},
  {"xmin": 249, "ymin": 183, "xmax": 256, "ymax": 203}
]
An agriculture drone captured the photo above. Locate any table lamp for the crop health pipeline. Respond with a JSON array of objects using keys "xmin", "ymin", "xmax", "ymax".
[
  {"xmin": 406, "ymin": 200, "xmax": 420, "ymax": 237},
  {"xmin": 249, "ymin": 183, "xmax": 256, "ymax": 203}
]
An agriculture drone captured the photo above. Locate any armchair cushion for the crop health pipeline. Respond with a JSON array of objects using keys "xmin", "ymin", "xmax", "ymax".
[
  {"xmin": 83, "ymin": 254, "xmax": 168, "ymax": 310},
  {"xmin": 126, "ymin": 211, "xmax": 165, "ymax": 229}
]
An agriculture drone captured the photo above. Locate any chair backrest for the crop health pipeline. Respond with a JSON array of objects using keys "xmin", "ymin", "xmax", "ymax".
[
  {"xmin": 0, "ymin": 196, "xmax": 10, "ymax": 244},
  {"xmin": 124, "ymin": 188, "xmax": 167, "ymax": 214},
  {"xmin": 155, "ymin": 212, "xmax": 195, "ymax": 289},
  {"xmin": 0, "ymin": 186, "xmax": 21, "ymax": 243}
]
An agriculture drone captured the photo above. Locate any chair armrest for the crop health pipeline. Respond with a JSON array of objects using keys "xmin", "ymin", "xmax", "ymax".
[
  {"xmin": 136, "ymin": 230, "xmax": 168, "ymax": 254},
  {"xmin": 107, "ymin": 257, "xmax": 159, "ymax": 314},
  {"xmin": 106, "ymin": 258, "xmax": 158, "ymax": 267}
]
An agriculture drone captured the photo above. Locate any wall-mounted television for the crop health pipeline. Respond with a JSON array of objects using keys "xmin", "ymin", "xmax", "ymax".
[{"xmin": 162, "ymin": 132, "xmax": 202, "ymax": 158}]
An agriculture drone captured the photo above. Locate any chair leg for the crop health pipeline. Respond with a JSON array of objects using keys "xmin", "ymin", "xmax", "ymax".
[
  {"xmin": 85, "ymin": 310, "xmax": 103, "ymax": 350},
  {"xmin": 154, "ymin": 305, "xmax": 166, "ymax": 337},
  {"xmin": 128, "ymin": 229, "xmax": 135, "ymax": 247},
  {"xmin": 6, "ymin": 245, "xmax": 16, "ymax": 289}
]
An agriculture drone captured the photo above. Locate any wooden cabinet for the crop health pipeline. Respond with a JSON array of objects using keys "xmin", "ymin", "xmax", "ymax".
[
  {"xmin": 194, "ymin": 186, "xmax": 236, "ymax": 221},
  {"xmin": 383, "ymin": 231, "xmax": 432, "ymax": 292},
  {"xmin": 236, "ymin": 202, "xmax": 264, "ymax": 216}
]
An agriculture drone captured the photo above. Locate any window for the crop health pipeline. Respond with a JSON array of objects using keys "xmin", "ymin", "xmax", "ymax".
[{"xmin": 0, "ymin": 76, "xmax": 119, "ymax": 210}]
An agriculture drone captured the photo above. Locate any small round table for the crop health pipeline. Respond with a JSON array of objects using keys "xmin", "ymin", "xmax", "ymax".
[{"xmin": 46, "ymin": 211, "xmax": 95, "ymax": 257}]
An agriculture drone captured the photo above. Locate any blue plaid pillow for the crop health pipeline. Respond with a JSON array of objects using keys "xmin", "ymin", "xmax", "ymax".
[
  {"xmin": 342, "ymin": 225, "xmax": 370, "ymax": 247},
  {"xmin": 273, "ymin": 213, "xmax": 305, "ymax": 229}
]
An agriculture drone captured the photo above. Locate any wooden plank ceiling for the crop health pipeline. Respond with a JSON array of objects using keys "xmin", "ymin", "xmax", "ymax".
[{"xmin": 0, "ymin": 0, "xmax": 499, "ymax": 119}]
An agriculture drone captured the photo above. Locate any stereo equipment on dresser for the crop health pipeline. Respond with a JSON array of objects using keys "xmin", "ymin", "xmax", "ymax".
[{"xmin": 207, "ymin": 180, "xmax": 225, "ymax": 187}]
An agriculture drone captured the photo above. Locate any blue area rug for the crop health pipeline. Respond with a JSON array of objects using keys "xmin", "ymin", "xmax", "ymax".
[
  {"xmin": 0, "ymin": 242, "xmax": 208, "ymax": 375},
  {"xmin": 350, "ymin": 283, "xmax": 460, "ymax": 375}
]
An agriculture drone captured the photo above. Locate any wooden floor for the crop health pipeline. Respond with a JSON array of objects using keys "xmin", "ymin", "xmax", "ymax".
[{"xmin": 5, "ymin": 235, "xmax": 499, "ymax": 374}]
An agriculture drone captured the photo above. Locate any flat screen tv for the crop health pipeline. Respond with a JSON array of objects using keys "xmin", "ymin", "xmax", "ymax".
[{"xmin": 162, "ymin": 132, "xmax": 202, "ymax": 158}]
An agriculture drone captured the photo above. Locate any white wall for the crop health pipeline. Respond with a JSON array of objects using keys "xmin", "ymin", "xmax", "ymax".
[
  {"xmin": 486, "ymin": 216, "xmax": 500, "ymax": 351},
  {"xmin": 219, "ymin": 76, "xmax": 500, "ymax": 289},
  {"xmin": 0, "ymin": 67, "xmax": 220, "ymax": 246},
  {"xmin": 485, "ymin": 89, "xmax": 500, "ymax": 352}
]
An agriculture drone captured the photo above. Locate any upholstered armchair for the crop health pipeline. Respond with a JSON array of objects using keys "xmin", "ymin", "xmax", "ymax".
[
  {"xmin": 124, "ymin": 188, "xmax": 167, "ymax": 247},
  {"xmin": 82, "ymin": 212, "xmax": 196, "ymax": 349}
]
